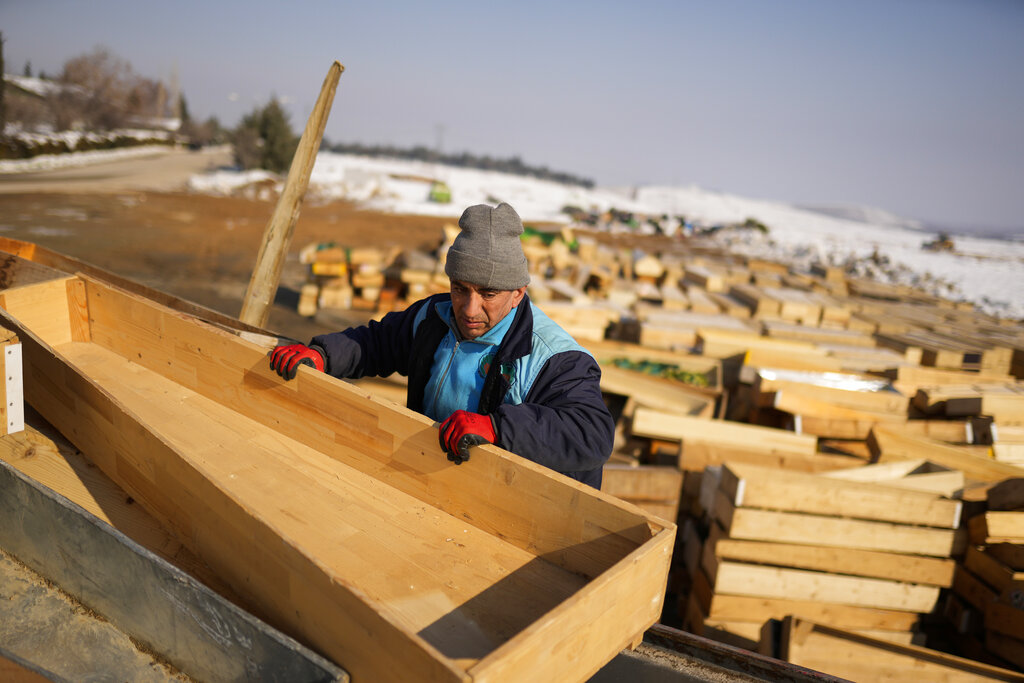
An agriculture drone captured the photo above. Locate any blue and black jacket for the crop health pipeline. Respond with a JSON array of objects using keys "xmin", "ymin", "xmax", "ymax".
[{"xmin": 310, "ymin": 293, "xmax": 614, "ymax": 488}]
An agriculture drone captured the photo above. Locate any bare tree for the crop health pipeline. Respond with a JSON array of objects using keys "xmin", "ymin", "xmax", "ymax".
[{"xmin": 54, "ymin": 46, "xmax": 163, "ymax": 130}]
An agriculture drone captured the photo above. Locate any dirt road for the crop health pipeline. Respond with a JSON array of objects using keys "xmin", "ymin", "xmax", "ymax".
[{"xmin": 0, "ymin": 146, "xmax": 236, "ymax": 194}]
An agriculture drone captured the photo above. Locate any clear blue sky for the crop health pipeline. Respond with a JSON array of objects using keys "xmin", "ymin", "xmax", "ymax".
[{"xmin": 3, "ymin": 0, "xmax": 1022, "ymax": 230}]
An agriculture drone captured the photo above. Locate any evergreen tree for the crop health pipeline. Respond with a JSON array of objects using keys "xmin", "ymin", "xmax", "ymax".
[
  {"xmin": 232, "ymin": 97, "xmax": 298, "ymax": 173},
  {"xmin": 23, "ymin": 60, "xmax": 31, "ymax": 77}
]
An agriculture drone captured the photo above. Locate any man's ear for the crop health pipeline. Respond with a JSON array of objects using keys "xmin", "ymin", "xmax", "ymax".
[{"xmin": 510, "ymin": 286, "xmax": 527, "ymax": 307}]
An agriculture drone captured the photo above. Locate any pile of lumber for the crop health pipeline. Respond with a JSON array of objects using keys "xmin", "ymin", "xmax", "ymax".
[
  {"xmin": 297, "ymin": 239, "xmax": 449, "ymax": 316},
  {"xmin": 683, "ymin": 461, "xmax": 964, "ymax": 649},
  {"xmin": 946, "ymin": 479, "xmax": 1024, "ymax": 671},
  {"xmin": 301, "ymin": 223, "xmax": 1024, "ymax": 678}
]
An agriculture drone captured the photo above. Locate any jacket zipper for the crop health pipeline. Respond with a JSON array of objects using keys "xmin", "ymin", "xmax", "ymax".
[
  {"xmin": 430, "ymin": 309, "xmax": 498, "ymax": 414},
  {"xmin": 430, "ymin": 337, "xmax": 459, "ymax": 413}
]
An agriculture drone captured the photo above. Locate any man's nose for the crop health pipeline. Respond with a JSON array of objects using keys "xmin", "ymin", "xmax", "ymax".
[{"xmin": 462, "ymin": 292, "xmax": 483, "ymax": 315}]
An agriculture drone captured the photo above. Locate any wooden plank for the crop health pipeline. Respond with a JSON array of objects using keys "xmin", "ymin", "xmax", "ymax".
[
  {"xmin": 762, "ymin": 320, "xmax": 879, "ymax": 347},
  {"xmin": 696, "ymin": 327, "xmax": 828, "ymax": 362},
  {"xmin": 583, "ymin": 338, "xmax": 722, "ymax": 394},
  {"xmin": 987, "ymin": 602, "xmax": 1024, "ymax": 641},
  {"xmin": 718, "ymin": 462, "xmax": 962, "ymax": 528},
  {"xmin": 0, "ymin": 414, "xmax": 238, "ymax": 600},
  {"xmin": 993, "ymin": 443, "xmax": 1024, "ymax": 462},
  {"xmin": 914, "ymin": 383, "xmax": 1024, "ymax": 424},
  {"xmin": 704, "ymin": 291, "xmax": 752, "ymax": 319},
  {"xmin": 821, "ymin": 461, "xmax": 965, "ymax": 497},
  {"xmin": 681, "ymin": 285, "xmax": 721, "ymax": 314},
  {"xmin": 701, "ymin": 593, "xmax": 920, "ymax": 632},
  {"xmin": 682, "ymin": 266, "xmax": 729, "ymax": 293},
  {"xmin": 677, "ymin": 441, "xmax": 864, "ymax": 473},
  {"xmin": 820, "ymin": 458, "xmax": 926, "ymax": 480},
  {"xmin": 3, "ymin": 274, "xmax": 674, "ymax": 683},
  {"xmin": 600, "ymin": 465, "xmax": 682, "ymax": 523},
  {"xmin": 598, "ymin": 365, "xmax": 713, "ymax": 418},
  {"xmin": 953, "ymin": 565, "xmax": 999, "ymax": 614},
  {"xmin": 755, "ymin": 373, "xmax": 908, "ymax": 414},
  {"xmin": 715, "ymin": 491, "xmax": 965, "ymax": 558},
  {"xmin": 774, "ymin": 617, "xmax": 1024, "ymax": 682},
  {"xmin": 631, "ymin": 409, "xmax": 818, "ymax": 455},
  {"xmin": 711, "ymin": 560, "xmax": 940, "ymax": 612},
  {"xmin": 728, "ymin": 284, "xmax": 780, "ymax": 317},
  {"xmin": 0, "ymin": 277, "xmax": 77, "ymax": 347},
  {"xmin": 988, "ymin": 543, "xmax": 1024, "ymax": 571},
  {"xmin": 702, "ymin": 523, "xmax": 955, "ymax": 586},
  {"xmin": 761, "ymin": 289, "xmax": 823, "ymax": 325},
  {"xmin": 970, "ymin": 511, "xmax": 1024, "ymax": 545},
  {"xmin": 986, "ymin": 630, "xmax": 1024, "ymax": 672},
  {"xmin": 893, "ymin": 364, "xmax": 1015, "ymax": 395},
  {"xmin": 964, "ymin": 545, "xmax": 1024, "ymax": 595},
  {"xmin": 868, "ymin": 426, "xmax": 1024, "ymax": 483}
]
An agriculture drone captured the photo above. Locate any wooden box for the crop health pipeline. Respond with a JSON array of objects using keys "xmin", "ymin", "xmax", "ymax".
[{"xmin": 0, "ymin": 270, "xmax": 675, "ymax": 682}]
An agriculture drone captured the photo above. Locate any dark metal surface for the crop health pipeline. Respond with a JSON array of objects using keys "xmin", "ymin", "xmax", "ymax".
[
  {"xmin": 0, "ymin": 458, "xmax": 347, "ymax": 683},
  {"xmin": 591, "ymin": 623, "xmax": 853, "ymax": 683}
]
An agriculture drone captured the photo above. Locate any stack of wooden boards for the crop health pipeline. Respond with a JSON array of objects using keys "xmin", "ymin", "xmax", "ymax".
[
  {"xmin": 685, "ymin": 461, "xmax": 965, "ymax": 647},
  {"xmin": 503, "ymin": 233, "xmax": 1024, "ymax": 678},
  {"xmin": 297, "ymin": 240, "xmax": 450, "ymax": 316},
  {"xmin": 289, "ymin": 221, "xmax": 1024, "ymax": 678},
  {"xmin": 949, "ymin": 478, "xmax": 1024, "ymax": 672}
]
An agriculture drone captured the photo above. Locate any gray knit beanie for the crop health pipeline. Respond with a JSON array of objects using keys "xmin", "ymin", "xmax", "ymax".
[{"xmin": 445, "ymin": 202, "xmax": 530, "ymax": 290}]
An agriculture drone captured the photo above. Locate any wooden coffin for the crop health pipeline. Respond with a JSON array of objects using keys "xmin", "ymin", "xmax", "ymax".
[{"xmin": 0, "ymin": 268, "xmax": 675, "ymax": 682}]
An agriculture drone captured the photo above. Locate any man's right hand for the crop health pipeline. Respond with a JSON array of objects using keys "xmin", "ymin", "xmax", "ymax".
[{"xmin": 269, "ymin": 343, "xmax": 325, "ymax": 381}]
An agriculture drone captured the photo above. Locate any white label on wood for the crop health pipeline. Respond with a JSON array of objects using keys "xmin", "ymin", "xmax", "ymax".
[{"xmin": 5, "ymin": 344, "xmax": 24, "ymax": 434}]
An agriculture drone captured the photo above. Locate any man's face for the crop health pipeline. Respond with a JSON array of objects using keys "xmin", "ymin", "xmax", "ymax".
[{"xmin": 450, "ymin": 280, "xmax": 527, "ymax": 340}]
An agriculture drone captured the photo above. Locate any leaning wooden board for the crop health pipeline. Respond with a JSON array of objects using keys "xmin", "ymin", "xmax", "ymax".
[{"xmin": 0, "ymin": 267, "xmax": 675, "ymax": 682}]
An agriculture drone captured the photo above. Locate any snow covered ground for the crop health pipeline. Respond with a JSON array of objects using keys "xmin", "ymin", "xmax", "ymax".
[{"xmin": 188, "ymin": 152, "xmax": 1024, "ymax": 321}]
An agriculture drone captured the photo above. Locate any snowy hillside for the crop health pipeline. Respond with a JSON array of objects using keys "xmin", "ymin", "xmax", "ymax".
[{"xmin": 189, "ymin": 152, "xmax": 1024, "ymax": 321}]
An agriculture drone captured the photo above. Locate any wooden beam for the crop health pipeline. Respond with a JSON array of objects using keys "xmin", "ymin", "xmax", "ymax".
[
  {"xmin": 969, "ymin": 511, "xmax": 1024, "ymax": 545},
  {"xmin": 677, "ymin": 441, "xmax": 864, "ymax": 474},
  {"xmin": 718, "ymin": 462, "xmax": 962, "ymax": 528},
  {"xmin": 598, "ymin": 365, "xmax": 713, "ymax": 418},
  {"xmin": 821, "ymin": 460, "xmax": 965, "ymax": 497},
  {"xmin": 964, "ymin": 546, "xmax": 1024, "ymax": 595},
  {"xmin": 710, "ymin": 560, "xmax": 940, "ymax": 612},
  {"xmin": 631, "ymin": 409, "xmax": 817, "ymax": 455},
  {"xmin": 715, "ymin": 490, "xmax": 965, "ymax": 558},
  {"xmin": 240, "ymin": 61, "xmax": 343, "ymax": 327},
  {"xmin": 699, "ymin": 593, "xmax": 921, "ymax": 632},
  {"xmin": 770, "ymin": 617, "xmax": 1024, "ymax": 682},
  {"xmin": 868, "ymin": 426, "xmax": 1024, "ymax": 483},
  {"xmin": 702, "ymin": 523, "xmax": 954, "ymax": 586}
]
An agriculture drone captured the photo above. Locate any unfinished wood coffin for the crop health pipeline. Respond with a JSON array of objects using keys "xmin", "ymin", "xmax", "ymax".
[{"xmin": 0, "ymin": 269, "xmax": 675, "ymax": 682}]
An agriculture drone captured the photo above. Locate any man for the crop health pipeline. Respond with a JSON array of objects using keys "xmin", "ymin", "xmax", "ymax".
[{"xmin": 270, "ymin": 202, "xmax": 614, "ymax": 489}]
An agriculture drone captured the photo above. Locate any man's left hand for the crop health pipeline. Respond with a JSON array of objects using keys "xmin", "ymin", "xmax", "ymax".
[{"xmin": 439, "ymin": 410, "xmax": 496, "ymax": 464}]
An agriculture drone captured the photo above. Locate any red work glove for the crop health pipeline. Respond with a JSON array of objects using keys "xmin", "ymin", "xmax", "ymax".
[
  {"xmin": 438, "ymin": 410, "xmax": 496, "ymax": 464},
  {"xmin": 269, "ymin": 343, "xmax": 325, "ymax": 381}
]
